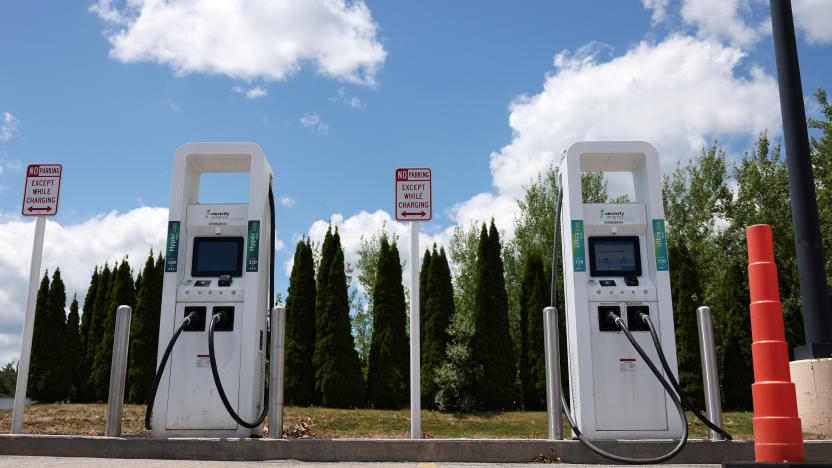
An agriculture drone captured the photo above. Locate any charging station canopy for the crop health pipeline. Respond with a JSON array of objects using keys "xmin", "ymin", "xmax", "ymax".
[{"xmin": 395, "ymin": 167, "xmax": 431, "ymax": 221}]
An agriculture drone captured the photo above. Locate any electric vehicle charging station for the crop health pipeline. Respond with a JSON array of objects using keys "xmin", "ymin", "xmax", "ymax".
[
  {"xmin": 559, "ymin": 141, "xmax": 684, "ymax": 440},
  {"xmin": 150, "ymin": 142, "xmax": 274, "ymax": 438}
]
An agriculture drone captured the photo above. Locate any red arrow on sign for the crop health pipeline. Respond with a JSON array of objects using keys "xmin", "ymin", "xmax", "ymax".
[
  {"xmin": 400, "ymin": 211, "xmax": 426, "ymax": 217},
  {"xmin": 27, "ymin": 206, "xmax": 52, "ymax": 213}
]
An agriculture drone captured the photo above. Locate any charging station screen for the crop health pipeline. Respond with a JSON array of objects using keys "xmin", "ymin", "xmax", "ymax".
[
  {"xmin": 192, "ymin": 237, "xmax": 244, "ymax": 277},
  {"xmin": 588, "ymin": 236, "xmax": 641, "ymax": 277}
]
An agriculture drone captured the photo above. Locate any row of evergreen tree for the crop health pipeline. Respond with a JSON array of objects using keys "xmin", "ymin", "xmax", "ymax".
[
  {"xmin": 283, "ymin": 220, "xmax": 547, "ymax": 410},
  {"xmin": 26, "ymin": 252, "xmax": 163, "ymax": 403}
]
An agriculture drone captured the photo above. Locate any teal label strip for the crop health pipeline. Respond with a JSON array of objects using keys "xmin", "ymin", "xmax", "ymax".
[
  {"xmin": 164, "ymin": 221, "xmax": 180, "ymax": 273},
  {"xmin": 246, "ymin": 220, "xmax": 260, "ymax": 272},
  {"xmin": 653, "ymin": 219, "xmax": 669, "ymax": 271},
  {"xmin": 571, "ymin": 220, "xmax": 586, "ymax": 272}
]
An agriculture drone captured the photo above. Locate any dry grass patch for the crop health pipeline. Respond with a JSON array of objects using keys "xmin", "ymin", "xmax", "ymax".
[{"xmin": 0, "ymin": 404, "xmax": 757, "ymax": 439}]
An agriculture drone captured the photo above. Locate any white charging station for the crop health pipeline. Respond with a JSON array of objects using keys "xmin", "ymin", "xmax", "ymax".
[
  {"xmin": 152, "ymin": 142, "xmax": 274, "ymax": 438},
  {"xmin": 559, "ymin": 141, "xmax": 682, "ymax": 440}
]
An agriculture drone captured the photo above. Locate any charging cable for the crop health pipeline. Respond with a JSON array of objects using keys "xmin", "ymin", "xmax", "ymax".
[
  {"xmin": 639, "ymin": 313, "xmax": 732, "ymax": 440},
  {"xmin": 207, "ymin": 310, "xmax": 269, "ymax": 428},
  {"xmin": 145, "ymin": 310, "xmax": 199, "ymax": 430},
  {"xmin": 205, "ymin": 184, "xmax": 276, "ymax": 429}
]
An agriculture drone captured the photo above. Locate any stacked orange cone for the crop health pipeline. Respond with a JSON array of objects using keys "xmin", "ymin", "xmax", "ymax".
[{"xmin": 746, "ymin": 224, "xmax": 805, "ymax": 462}]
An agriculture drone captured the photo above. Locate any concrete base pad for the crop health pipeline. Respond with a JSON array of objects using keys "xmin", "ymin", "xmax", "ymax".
[
  {"xmin": 0, "ymin": 436, "xmax": 831, "ymax": 464},
  {"xmin": 791, "ymin": 357, "xmax": 832, "ymax": 438}
]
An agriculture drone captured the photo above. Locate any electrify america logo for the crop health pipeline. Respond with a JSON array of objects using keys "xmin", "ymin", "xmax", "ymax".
[
  {"xmin": 600, "ymin": 208, "xmax": 624, "ymax": 224},
  {"xmin": 205, "ymin": 209, "xmax": 231, "ymax": 225}
]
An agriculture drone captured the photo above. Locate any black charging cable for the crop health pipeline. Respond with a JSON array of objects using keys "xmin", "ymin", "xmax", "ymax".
[
  {"xmin": 145, "ymin": 310, "xmax": 198, "ymax": 430},
  {"xmin": 639, "ymin": 313, "xmax": 732, "ymax": 440},
  {"xmin": 549, "ymin": 184, "xmax": 690, "ymax": 464},
  {"xmin": 207, "ymin": 310, "xmax": 268, "ymax": 428},
  {"xmin": 206, "ymin": 184, "xmax": 276, "ymax": 429}
]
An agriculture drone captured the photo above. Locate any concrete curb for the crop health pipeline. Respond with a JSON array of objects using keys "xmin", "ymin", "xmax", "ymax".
[{"xmin": 0, "ymin": 435, "xmax": 830, "ymax": 464}]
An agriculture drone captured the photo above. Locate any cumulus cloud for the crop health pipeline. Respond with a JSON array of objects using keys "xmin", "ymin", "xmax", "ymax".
[
  {"xmin": 232, "ymin": 86, "xmax": 268, "ymax": 99},
  {"xmin": 278, "ymin": 196, "xmax": 295, "ymax": 207},
  {"xmin": 450, "ymin": 35, "xmax": 780, "ymax": 238},
  {"xmin": 793, "ymin": 0, "xmax": 832, "ymax": 44},
  {"xmin": 0, "ymin": 207, "xmax": 169, "ymax": 363},
  {"xmin": 1, "ymin": 112, "xmax": 19, "ymax": 142},
  {"xmin": 643, "ymin": 0, "xmax": 771, "ymax": 47},
  {"xmin": 90, "ymin": 0, "xmax": 387, "ymax": 86},
  {"xmin": 0, "ymin": 207, "xmax": 288, "ymax": 363},
  {"xmin": 642, "ymin": 0, "xmax": 671, "ymax": 24},
  {"xmin": 680, "ymin": 0, "xmax": 766, "ymax": 46}
]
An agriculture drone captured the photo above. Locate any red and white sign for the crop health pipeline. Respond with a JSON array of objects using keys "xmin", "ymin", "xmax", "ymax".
[
  {"xmin": 22, "ymin": 164, "xmax": 62, "ymax": 216},
  {"xmin": 395, "ymin": 167, "xmax": 431, "ymax": 221}
]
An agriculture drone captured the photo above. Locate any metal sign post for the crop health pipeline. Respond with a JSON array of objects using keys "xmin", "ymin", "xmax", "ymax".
[
  {"xmin": 12, "ymin": 164, "xmax": 63, "ymax": 433},
  {"xmin": 395, "ymin": 168, "xmax": 431, "ymax": 439}
]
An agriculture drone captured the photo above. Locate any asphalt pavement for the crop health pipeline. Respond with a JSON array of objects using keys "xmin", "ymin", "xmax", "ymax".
[{"xmin": 0, "ymin": 457, "xmax": 720, "ymax": 468}]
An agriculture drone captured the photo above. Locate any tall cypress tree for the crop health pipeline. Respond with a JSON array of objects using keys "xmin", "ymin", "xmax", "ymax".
[
  {"xmin": 285, "ymin": 239, "xmax": 317, "ymax": 405},
  {"xmin": 520, "ymin": 253, "xmax": 547, "ymax": 410},
  {"xmin": 28, "ymin": 272, "xmax": 50, "ymax": 401},
  {"xmin": 668, "ymin": 241, "xmax": 704, "ymax": 408},
  {"xmin": 422, "ymin": 246, "xmax": 453, "ymax": 408},
  {"xmin": 419, "ymin": 247, "xmax": 432, "ymax": 362},
  {"xmin": 314, "ymin": 238, "xmax": 365, "ymax": 407},
  {"xmin": 367, "ymin": 237, "xmax": 409, "ymax": 408},
  {"xmin": 471, "ymin": 221, "xmax": 518, "ymax": 409},
  {"xmin": 29, "ymin": 269, "xmax": 68, "ymax": 402},
  {"xmin": 78, "ymin": 267, "xmax": 98, "ymax": 401},
  {"xmin": 65, "ymin": 294, "xmax": 82, "ymax": 402},
  {"xmin": 313, "ymin": 227, "xmax": 336, "ymax": 404},
  {"xmin": 127, "ymin": 251, "xmax": 163, "ymax": 403},
  {"xmin": 91, "ymin": 259, "xmax": 135, "ymax": 401},
  {"xmin": 85, "ymin": 263, "xmax": 111, "ymax": 400}
]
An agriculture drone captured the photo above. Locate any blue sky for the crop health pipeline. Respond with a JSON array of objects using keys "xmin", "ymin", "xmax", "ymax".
[{"xmin": 1, "ymin": 0, "xmax": 831, "ymax": 363}]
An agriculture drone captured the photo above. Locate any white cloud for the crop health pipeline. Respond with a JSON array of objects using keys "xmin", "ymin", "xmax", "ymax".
[
  {"xmin": 279, "ymin": 196, "xmax": 295, "ymax": 207},
  {"xmin": 451, "ymin": 34, "xmax": 780, "ymax": 239},
  {"xmin": 643, "ymin": 0, "xmax": 770, "ymax": 47},
  {"xmin": 232, "ymin": 86, "xmax": 268, "ymax": 99},
  {"xmin": 793, "ymin": 0, "xmax": 832, "ymax": 44},
  {"xmin": 1, "ymin": 112, "xmax": 19, "ymax": 142},
  {"xmin": 300, "ymin": 113, "xmax": 320, "ymax": 128},
  {"xmin": 0, "ymin": 207, "xmax": 169, "ymax": 363},
  {"xmin": 300, "ymin": 113, "xmax": 329, "ymax": 133},
  {"xmin": 0, "ymin": 206, "xmax": 288, "ymax": 363},
  {"xmin": 90, "ymin": 0, "xmax": 387, "ymax": 86},
  {"xmin": 642, "ymin": 0, "xmax": 671, "ymax": 24},
  {"xmin": 680, "ymin": 0, "xmax": 764, "ymax": 46},
  {"xmin": 331, "ymin": 87, "xmax": 366, "ymax": 109}
]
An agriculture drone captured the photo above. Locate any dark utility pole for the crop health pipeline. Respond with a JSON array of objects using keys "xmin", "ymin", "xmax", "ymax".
[{"xmin": 770, "ymin": 0, "xmax": 832, "ymax": 359}]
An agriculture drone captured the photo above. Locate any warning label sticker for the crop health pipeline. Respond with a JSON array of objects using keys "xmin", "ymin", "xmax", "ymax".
[{"xmin": 619, "ymin": 358, "xmax": 636, "ymax": 372}]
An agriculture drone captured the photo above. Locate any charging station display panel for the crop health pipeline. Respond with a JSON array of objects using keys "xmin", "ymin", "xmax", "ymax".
[
  {"xmin": 192, "ymin": 237, "xmax": 244, "ymax": 277},
  {"xmin": 588, "ymin": 236, "xmax": 641, "ymax": 277}
]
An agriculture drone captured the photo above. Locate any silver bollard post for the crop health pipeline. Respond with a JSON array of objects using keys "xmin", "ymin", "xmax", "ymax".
[
  {"xmin": 543, "ymin": 306, "xmax": 563, "ymax": 440},
  {"xmin": 696, "ymin": 306, "xmax": 724, "ymax": 441},
  {"xmin": 268, "ymin": 306, "xmax": 286, "ymax": 439},
  {"xmin": 105, "ymin": 305, "xmax": 132, "ymax": 438}
]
